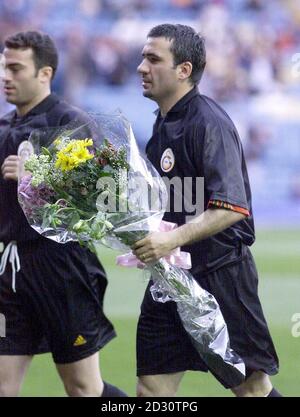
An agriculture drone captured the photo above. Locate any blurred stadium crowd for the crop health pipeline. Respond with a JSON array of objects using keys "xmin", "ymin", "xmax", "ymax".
[{"xmin": 0, "ymin": 0, "xmax": 300, "ymax": 224}]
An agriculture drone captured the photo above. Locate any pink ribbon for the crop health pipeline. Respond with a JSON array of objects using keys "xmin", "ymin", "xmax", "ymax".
[{"xmin": 116, "ymin": 220, "xmax": 192, "ymax": 270}]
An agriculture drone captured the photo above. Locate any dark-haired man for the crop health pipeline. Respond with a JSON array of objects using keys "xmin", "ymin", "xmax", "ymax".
[
  {"xmin": 0, "ymin": 31, "xmax": 126, "ymax": 397},
  {"xmin": 134, "ymin": 23, "xmax": 281, "ymax": 397}
]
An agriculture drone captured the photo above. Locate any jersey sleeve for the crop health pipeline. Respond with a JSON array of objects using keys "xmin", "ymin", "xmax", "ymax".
[
  {"xmin": 201, "ymin": 121, "xmax": 250, "ymax": 215},
  {"xmin": 207, "ymin": 199, "xmax": 250, "ymax": 215}
]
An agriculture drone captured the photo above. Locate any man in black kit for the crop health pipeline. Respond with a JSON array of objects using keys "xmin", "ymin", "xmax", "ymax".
[
  {"xmin": 0, "ymin": 31, "xmax": 126, "ymax": 397},
  {"xmin": 133, "ymin": 23, "xmax": 282, "ymax": 397}
]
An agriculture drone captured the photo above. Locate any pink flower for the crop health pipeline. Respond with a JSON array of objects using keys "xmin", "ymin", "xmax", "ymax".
[{"xmin": 18, "ymin": 175, "xmax": 55, "ymax": 217}]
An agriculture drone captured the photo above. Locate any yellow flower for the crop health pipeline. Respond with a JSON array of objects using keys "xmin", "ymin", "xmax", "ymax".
[
  {"xmin": 82, "ymin": 138, "xmax": 93, "ymax": 147},
  {"xmin": 55, "ymin": 138, "xmax": 94, "ymax": 172},
  {"xmin": 55, "ymin": 153, "xmax": 76, "ymax": 171},
  {"xmin": 72, "ymin": 148, "xmax": 93, "ymax": 162}
]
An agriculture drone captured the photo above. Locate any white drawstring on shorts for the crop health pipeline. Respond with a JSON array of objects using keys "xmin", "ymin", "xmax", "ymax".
[{"xmin": 0, "ymin": 241, "xmax": 20, "ymax": 292}]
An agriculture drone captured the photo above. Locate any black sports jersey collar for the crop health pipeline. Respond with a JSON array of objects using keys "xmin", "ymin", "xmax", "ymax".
[
  {"xmin": 154, "ymin": 86, "xmax": 199, "ymax": 117},
  {"xmin": 11, "ymin": 93, "xmax": 60, "ymax": 122}
]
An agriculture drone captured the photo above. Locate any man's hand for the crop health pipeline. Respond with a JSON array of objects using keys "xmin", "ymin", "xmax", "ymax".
[
  {"xmin": 132, "ymin": 231, "xmax": 178, "ymax": 264},
  {"xmin": 1, "ymin": 155, "xmax": 21, "ymax": 181}
]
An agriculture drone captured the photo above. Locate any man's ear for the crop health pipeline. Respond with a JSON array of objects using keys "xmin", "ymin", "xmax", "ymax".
[
  {"xmin": 39, "ymin": 66, "xmax": 53, "ymax": 83},
  {"xmin": 178, "ymin": 61, "xmax": 193, "ymax": 81}
]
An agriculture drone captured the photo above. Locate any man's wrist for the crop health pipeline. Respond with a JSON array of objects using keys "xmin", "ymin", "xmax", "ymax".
[{"xmin": 172, "ymin": 225, "xmax": 194, "ymax": 248}]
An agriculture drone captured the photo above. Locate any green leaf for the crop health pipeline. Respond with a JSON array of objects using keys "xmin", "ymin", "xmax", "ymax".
[{"xmin": 41, "ymin": 147, "xmax": 52, "ymax": 158}]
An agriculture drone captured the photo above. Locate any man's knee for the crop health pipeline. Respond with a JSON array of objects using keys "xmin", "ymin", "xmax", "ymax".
[
  {"xmin": 137, "ymin": 375, "xmax": 179, "ymax": 397},
  {"xmin": 64, "ymin": 378, "xmax": 103, "ymax": 397},
  {"xmin": 57, "ymin": 352, "xmax": 103, "ymax": 397},
  {"xmin": 137, "ymin": 380, "xmax": 156, "ymax": 397},
  {"xmin": 231, "ymin": 371, "xmax": 272, "ymax": 397},
  {"xmin": 0, "ymin": 355, "xmax": 31, "ymax": 397}
]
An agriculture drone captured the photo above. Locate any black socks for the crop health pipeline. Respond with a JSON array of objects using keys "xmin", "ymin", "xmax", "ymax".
[
  {"xmin": 267, "ymin": 388, "xmax": 282, "ymax": 397},
  {"xmin": 101, "ymin": 381, "xmax": 128, "ymax": 397}
]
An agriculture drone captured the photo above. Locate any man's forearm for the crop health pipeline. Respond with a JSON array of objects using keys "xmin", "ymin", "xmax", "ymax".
[
  {"xmin": 172, "ymin": 208, "xmax": 246, "ymax": 248},
  {"xmin": 132, "ymin": 208, "xmax": 246, "ymax": 264}
]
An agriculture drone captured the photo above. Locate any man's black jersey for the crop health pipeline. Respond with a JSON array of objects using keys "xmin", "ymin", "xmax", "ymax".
[
  {"xmin": 146, "ymin": 87, "xmax": 255, "ymax": 275},
  {"xmin": 0, "ymin": 93, "xmax": 88, "ymax": 244}
]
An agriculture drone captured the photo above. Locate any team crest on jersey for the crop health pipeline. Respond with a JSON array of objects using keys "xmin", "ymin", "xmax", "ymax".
[
  {"xmin": 18, "ymin": 140, "xmax": 34, "ymax": 161},
  {"xmin": 160, "ymin": 148, "xmax": 175, "ymax": 173},
  {"xmin": 18, "ymin": 141, "xmax": 34, "ymax": 178}
]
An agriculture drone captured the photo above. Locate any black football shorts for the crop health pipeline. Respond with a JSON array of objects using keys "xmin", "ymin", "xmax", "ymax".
[
  {"xmin": 0, "ymin": 238, "xmax": 115, "ymax": 364},
  {"xmin": 137, "ymin": 245, "xmax": 279, "ymax": 388}
]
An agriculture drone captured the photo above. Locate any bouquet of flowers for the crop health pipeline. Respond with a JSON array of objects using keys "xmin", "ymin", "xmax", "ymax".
[{"xmin": 18, "ymin": 112, "xmax": 245, "ymax": 387}]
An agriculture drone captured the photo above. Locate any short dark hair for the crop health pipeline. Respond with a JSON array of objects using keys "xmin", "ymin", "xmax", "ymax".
[
  {"xmin": 4, "ymin": 31, "xmax": 58, "ymax": 80},
  {"xmin": 148, "ymin": 24, "xmax": 206, "ymax": 85}
]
